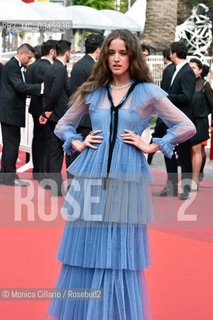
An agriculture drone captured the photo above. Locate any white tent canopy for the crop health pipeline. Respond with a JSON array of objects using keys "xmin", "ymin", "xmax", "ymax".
[
  {"xmin": 0, "ymin": 1, "xmax": 145, "ymax": 52},
  {"xmin": 0, "ymin": 0, "xmax": 42, "ymax": 21},
  {"xmin": 0, "ymin": 1, "xmax": 144, "ymax": 33},
  {"xmin": 66, "ymin": 5, "xmax": 115, "ymax": 30},
  {"xmin": 125, "ymin": 0, "xmax": 147, "ymax": 33},
  {"xmin": 28, "ymin": 2, "xmax": 70, "ymax": 21},
  {"xmin": 100, "ymin": 9, "xmax": 142, "ymax": 32}
]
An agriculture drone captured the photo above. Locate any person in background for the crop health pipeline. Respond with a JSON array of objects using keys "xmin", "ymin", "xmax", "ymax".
[
  {"xmin": 66, "ymin": 34, "xmax": 104, "ymax": 177},
  {"xmin": 148, "ymin": 48, "xmax": 176, "ymax": 164},
  {"xmin": 25, "ymin": 44, "xmax": 43, "ymax": 164},
  {"xmin": 0, "ymin": 62, "xmax": 3, "ymax": 87},
  {"xmin": 141, "ymin": 44, "xmax": 150, "ymax": 61},
  {"xmin": 33, "ymin": 45, "xmax": 42, "ymax": 60},
  {"xmin": 0, "ymin": 44, "xmax": 43, "ymax": 186},
  {"xmin": 140, "ymin": 44, "xmax": 151, "ymax": 146},
  {"xmin": 199, "ymin": 63, "xmax": 211, "ymax": 182},
  {"xmin": 161, "ymin": 48, "xmax": 176, "ymax": 91},
  {"xmin": 70, "ymin": 34, "xmax": 104, "ymax": 96},
  {"xmin": 189, "ymin": 58, "xmax": 213, "ymax": 190},
  {"xmin": 26, "ymin": 40, "xmax": 57, "ymax": 181},
  {"xmin": 153, "ymin": 41, "xmax": 196, "ymax": 200},
  {"xmin": 39, "ymin": 40, "xmax": 71, "ymax": 196}
]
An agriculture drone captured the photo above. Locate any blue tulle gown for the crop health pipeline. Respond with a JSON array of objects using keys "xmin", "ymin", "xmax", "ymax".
[{"xmin": 47, "ymin": 82, "xmax": 195, "ymax": 319}]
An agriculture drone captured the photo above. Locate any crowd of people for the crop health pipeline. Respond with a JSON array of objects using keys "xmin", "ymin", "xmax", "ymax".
[
  {"xmin": 150, "ymin": 43, "xmax": 213, "ymax": 199},
  {"xmin": 0, "ymin": 29, "xmax": 212, "ymax": 319},
  {"xmin": 0, "ymin": 35, "xmax": 212, "ymax": 196},
  {"xmin": 0, "ymin": 36, "xmax": 106, "ymax": 194}
]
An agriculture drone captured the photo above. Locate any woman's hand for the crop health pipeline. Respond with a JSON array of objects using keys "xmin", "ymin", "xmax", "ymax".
[
  {"xmin": 121, "ymin": 129, "xmax": 160, "ymax": 154},
  {"xmin": 71, "ymin": 130, "xmax": 103, "ymax": 153}
]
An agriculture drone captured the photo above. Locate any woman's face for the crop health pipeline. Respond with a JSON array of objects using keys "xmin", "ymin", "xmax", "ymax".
[
  {"xmin": 189, "ymin": 62, "xmax": 202, "ymax": 78},
  {"xmin": 107, "ymin": 38, "xmax": 130, "ymax": 78}
]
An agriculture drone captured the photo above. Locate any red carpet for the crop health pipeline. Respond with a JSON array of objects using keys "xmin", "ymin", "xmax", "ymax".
[
  {"xmin": 0, "ymin": 151, "xmax": 213, "ymax": 319},
  {"xmin": 146, "ymin": 229, "xmax": 213, "ymax": 320},
  {"xmin": 1, "ymin": 226, "xmax": 213, "ymax": 319}
]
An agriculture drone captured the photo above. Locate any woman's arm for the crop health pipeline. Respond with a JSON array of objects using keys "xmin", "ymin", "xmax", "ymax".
[
  {"xmin": 55, "ymin": 100, "xmax": 104, "ymax": 154},
  {"xmin": 121, "ymin": 129, "xmax": 160, "ymax": 154},
  {"xmin": 151, "ymin": 96, "xmax": 196, "ymax": 158},
  {"xmin": 54, "ymin": 100, "xmax": 89, "ymax": 155}
]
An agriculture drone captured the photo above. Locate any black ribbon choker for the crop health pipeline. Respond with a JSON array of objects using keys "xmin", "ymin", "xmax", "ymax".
[{"xmin": 104, "ymin": 81, "xmax": 139, "ymax": 188}]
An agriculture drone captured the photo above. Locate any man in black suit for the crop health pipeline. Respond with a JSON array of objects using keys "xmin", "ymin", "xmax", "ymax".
[
  {"xmin": 153, "ymin": 42, "xmax": 196, "ymax": 200},
  {"xmin": 39, "ymin": 40, "xmax": 71, "ymax": 196},
  {"xmin": 0, "ymin": 62, "xmax": 3, "ymax": 87},
  {"xmin": 161, "ymin": 48, "xmax": 176, "ymax": 91},
  {"xmin": 0, "ymin": 44, "xmax": 42, "ymax": 186},
  {"xmin": 26, "ymin": 40, "xmax": 57, "ymax": 181},
  {"xmin": 67, "ymin": 34, "xmax": 104, "ymax": 170},
  {"xmin": 153, "ymin": 48, "xmax": 176, "ymax": 137},
  {"xmin": 148, "ymin": 48, "xmax": 176, "ymax": 164}
]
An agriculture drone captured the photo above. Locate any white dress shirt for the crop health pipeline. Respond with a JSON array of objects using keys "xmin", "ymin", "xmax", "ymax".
[{"xmin": 170, "ymin": 60, "xmax": 188, "ymax": 86}]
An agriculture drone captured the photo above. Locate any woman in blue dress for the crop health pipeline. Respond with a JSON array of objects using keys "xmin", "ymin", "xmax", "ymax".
[{"xmin": 48, "ymin": 29, "xmax": 196, "ymax": 319}]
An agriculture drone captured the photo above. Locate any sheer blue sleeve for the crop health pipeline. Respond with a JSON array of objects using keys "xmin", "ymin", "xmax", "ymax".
[
  {"xmin": 131, "ymin": 83, "xmax": 196, "ymax": 158},
  {"xmin": 151, "ymin": 96, "xmax": 196, "ymax": 158},
  {"xmin": 54, "ymin": 100, "xmax": 89, "ymax": 155}
]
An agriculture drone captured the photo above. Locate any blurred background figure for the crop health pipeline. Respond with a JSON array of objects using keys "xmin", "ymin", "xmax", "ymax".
[
  {"xmin": 148, "ymin": 48, "xmax": 176, "ymax": 165},
  {"xmin": 141, "ymin": 44, "xmax": 150, "ymax": 61},
  {"xmin": 33, "ymin": 45, "xmax": 42, "ymax": 60},
  {"xmin": 0, "ymin": 44, "xmax": 42, "ymax": 186},
  {"xmin": 189, "ymin": 58, "xmax": 213, "ymax": 190},
  {"xmin": 40, "ymin": 40, "xmax": 71, "ymax": 197},
  {"xmin": 66, "ymin": 34, "xmax": 104, "ymax": 182},
  {"xmin": 153, "ymin": 41, "xmax": 196, "ymax": 200},
  {"xmin": 199, "ymin": 63, "xmax": 211, "ymax": 181},
  {"xmin": 26, "ymin": 40, "xmax": 57, "ymax": 181},
  {"xmin": 0, "ymin": 62, "xmax": 3, "ymax": 88},
  {"xmin": 141, "ymin": 43, "xmax": 152, "ymax": 147}
]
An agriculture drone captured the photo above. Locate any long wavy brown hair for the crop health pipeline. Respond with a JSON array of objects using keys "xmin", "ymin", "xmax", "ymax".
[{"xmin": 69, "ymin": 29, "xmax": 153, "ymax": 108}]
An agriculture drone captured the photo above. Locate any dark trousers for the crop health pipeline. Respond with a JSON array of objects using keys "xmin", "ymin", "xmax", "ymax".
[
  {"xmin": 45, "ymin": 120, "xmax": 64, "ymax": 189},
  {"xmin": 0, "ymin": 122, "xmax": 20, "ymax": 182},
  {"xmin": 32, "ymin": 115, "xmax": 47, "ymax": 179},
  {"xmin": 164, "ymin": 140, "xmax": 192, "ymax": 192}
]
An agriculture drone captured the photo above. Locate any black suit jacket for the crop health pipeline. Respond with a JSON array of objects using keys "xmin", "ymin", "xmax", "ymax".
[
  {"xmin": 26, "ymin": 58, "xmax": 52, "ymax": 117},
  {"xmin": 0, "ymin": 57, "xmax": 41, "ymax": 127},
  {"xmin": 70, "ymin": 54, "xmax": 95, "ymax": 130},
  {"xmin": 0, "ymin": 62, "xmax": 3, "ymax": 88},
  {"xmin": 70, "ymin": 54, "xmax": 95, "ymax": 95},
  {"xmin": 153, "ymin": 62, "xmax": 195, "ymax": 139},
  {"xmin": 168, "ymin": 62, "xmax": 196, "ymax": 117},
  {"xmin": 161, "ymin": 63, "xmax": 176, "ymax": 92},
  {"xmin": 43, "ymin": 59, "xmax": 69, "ymax": 123}
]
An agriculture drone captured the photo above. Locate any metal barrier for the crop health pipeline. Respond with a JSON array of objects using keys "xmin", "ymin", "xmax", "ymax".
[{"xmin": 0, "ymin": 51, "xmax": 16, "ymax": 64}]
